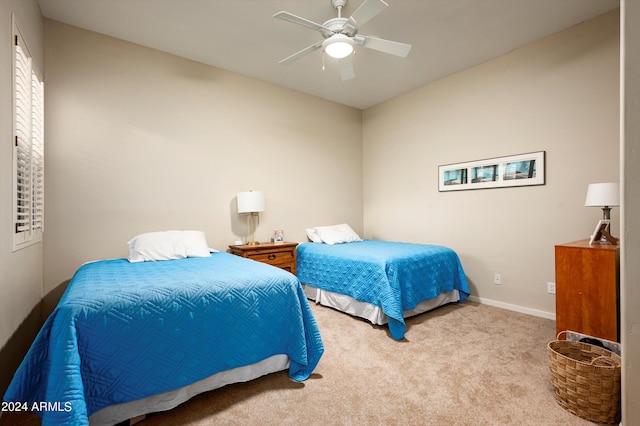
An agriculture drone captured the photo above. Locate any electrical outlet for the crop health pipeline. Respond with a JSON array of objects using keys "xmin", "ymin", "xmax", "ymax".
[
  {"xmin": 494, "ymin": 273, "xmax": 501, "ymax": 285},
  {"xmin": 547, "ymin": 282, "xmax": 556, "ymax": 294}
]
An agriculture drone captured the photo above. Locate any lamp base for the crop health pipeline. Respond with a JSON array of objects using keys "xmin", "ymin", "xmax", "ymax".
[{"xmin": 246, "ymin": 212, "xmax": 261, "ymax": 246}]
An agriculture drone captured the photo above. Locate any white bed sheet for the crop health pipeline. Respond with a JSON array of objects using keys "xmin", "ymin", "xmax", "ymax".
[
  {"xmin": 89, "ymin": 354, "xmax": 289, "ymax": 426},
  {"xmin": 303, "ymin": 284, "xmax": 460, "ymax": 325}
]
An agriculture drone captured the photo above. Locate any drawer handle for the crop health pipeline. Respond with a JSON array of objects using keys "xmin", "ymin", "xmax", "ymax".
[{"xmin": 268, "ymin": 254, "xmax": 277, "ymax": 260}]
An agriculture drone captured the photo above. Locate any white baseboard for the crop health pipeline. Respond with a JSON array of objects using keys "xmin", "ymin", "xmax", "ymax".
[{"xmin": 467, "ymin": 295, "xmax": 556, "ymax": 321}]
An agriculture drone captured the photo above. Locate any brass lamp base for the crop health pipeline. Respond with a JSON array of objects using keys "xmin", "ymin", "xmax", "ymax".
[{"xmin": 246, "ymin": 212, "xmax": 261, "ymax": 246}]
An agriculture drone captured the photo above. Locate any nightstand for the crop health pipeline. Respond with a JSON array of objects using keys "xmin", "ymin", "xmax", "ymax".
[
  {"xmin": 555, "ymin": 239, "xmax": 620, "ymax": 342},
  {"xmin": 228, "ymin": 242, "xmax": 298, "ymax": 274}
]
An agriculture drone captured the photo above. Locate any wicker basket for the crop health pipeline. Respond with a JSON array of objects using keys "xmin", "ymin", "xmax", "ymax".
[{"xmin": 548, "ymin": 332, "xmax": 621, "ymax": 424}]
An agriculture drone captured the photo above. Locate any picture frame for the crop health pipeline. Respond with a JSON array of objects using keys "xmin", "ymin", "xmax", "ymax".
[
  {"xmin": 438, "ymin": 151, "xmax": 545, "ymax": 192},
  {"xmin": 273, "ymin": 229, "xmax": 284, "ymax": 243},
  {"xmin": 589, "ymin": 219, "xmax": 611, "ymax": 245}
]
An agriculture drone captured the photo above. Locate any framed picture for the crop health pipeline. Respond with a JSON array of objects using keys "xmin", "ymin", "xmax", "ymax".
[
  {"xmin": 273, "ymin": 230, "xmax": 284, "ymax": 243},
  {"xmin": 589, "ymin": 220, "xmax": 610, "ymax": 245},
  {"xmin": 438, "ymin": 151, "xmax": 545, "ymax": 192}
]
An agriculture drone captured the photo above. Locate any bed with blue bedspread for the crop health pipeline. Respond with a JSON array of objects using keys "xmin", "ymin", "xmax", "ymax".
[
  {"xmin": 4, "ymin": 252, "xmax": 324, "ymax": 425},
  {"xmin": 297, "ymin": 240, "xmax": 470, "ymax": 340}
]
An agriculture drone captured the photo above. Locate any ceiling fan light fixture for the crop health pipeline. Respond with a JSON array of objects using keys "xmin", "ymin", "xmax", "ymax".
[{"xmin": 323, "ymin": 34, "xmax": 354, "ymax": 59}]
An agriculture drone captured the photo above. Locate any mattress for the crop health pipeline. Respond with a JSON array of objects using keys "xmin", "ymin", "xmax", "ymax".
[
  {"xmin": 303, "ymin": 285, "xmax": 460, "ymax": 325},
  {"xmin": 297, "ymin": 240, "xmax": 470, "ymax": 339},
  {"xmin": 4, "ymin": 253, "xmax": 324, "ymax": 425},
  {"xmin": 89, "ymin": 354, "xmax": 289, "ymax": 425}
]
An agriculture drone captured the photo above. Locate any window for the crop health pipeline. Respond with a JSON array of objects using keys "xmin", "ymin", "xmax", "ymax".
[{"xmin": 13, "ymin": 22, "xmax": 44, "ymax": 251}]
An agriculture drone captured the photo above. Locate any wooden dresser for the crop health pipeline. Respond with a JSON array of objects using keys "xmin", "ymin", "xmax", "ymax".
[
  {"xmin": 228, "ymin": 242, "xmax": 298, "ymax": 274},
  {"xmin": 554, "ymin": 239, "xmax": 620, "ymax": 342}
]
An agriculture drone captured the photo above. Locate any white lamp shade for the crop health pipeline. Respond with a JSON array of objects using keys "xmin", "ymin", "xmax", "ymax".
[
  {"xmin": 585, "ymin": 182, "xmax": 620, "ymax": 207},
  {"xmin": 237, "ymin": 191, "xmax": 265, "ymax": 213},
  {"xmin": 323, "ymin": 34, "xmax": 354, "ymax": 59}
]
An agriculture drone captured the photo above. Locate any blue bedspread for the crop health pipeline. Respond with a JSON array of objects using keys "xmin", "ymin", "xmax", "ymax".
[
  {"xmin": 4, "ymin": 253, "xmax": 324, "ymax": 425},
  {"xmin": 296, "ymin": 240, "xmax": 470, "ymax": 340}
]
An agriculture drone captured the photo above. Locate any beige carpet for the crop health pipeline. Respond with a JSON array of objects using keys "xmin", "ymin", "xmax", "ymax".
[
  {"xmin": 2, "ymin": 301, "xmax": 597, "ymax": 425},
  {"xmin": 139, "ymin": 301, "xmax": 594, "ymax": 426}
]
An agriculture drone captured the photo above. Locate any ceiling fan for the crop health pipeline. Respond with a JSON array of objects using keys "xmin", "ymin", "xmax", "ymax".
[{"xmin": 273, "ymin": 0, "xmax": 412, "ymax": 81}]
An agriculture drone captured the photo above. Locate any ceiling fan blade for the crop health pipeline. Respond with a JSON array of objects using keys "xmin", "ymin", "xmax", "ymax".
[
  {"xmin": 348, "ymin": 0, "xmax": 388, "ymax": 27},
  {"xmin": 273, "ymin": 11, "xmax": 332, "ymax": 33},
  {"xmin": 355, "ymin": 35, "xmax": 412, "ymax": 58},
  {"xmin": 339, "ymin": 56, "xmax": 355, "ymax": 81},
  {"xmin": 278, "ymin": 40, "xmax": 323, "ymax": 65}
]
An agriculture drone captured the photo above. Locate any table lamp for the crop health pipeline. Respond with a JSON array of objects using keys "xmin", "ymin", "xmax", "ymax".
[
  {"xmin": 237, "ymin": 191, "xmax": 265, "ymax": 245},
  {"xmin": 585, "ymin": 182, "xmax": 619, "ymax": 242}
]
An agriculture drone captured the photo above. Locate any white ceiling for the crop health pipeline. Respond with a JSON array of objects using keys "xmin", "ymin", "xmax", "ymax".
[{"xmin": 37, "ymin": 0, "xmax": 619, "ymax": 110}]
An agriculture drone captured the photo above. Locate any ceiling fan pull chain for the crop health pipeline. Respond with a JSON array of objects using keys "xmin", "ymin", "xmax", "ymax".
[{"xmin": 322, "ymin": 52, "xmax": 326, "ymax": 71}]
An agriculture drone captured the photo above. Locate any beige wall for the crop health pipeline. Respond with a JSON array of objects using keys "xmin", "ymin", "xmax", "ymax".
[
  {"xmin": 363, "ymin": 10, "xmax": 620, "ymax": 318},
  {"xmin": 4, "ymin": 6, "xmax": 638, "ymax": 421},
  {"xmin": 621, "ymin": 0, "xmax": 640, "ymax": 422},
  {"xmin": 0, "ymin": 0, "xmax": 43, "ymax": 349},
  {"xmin": 42, "ymin": 20, "xmax": 363, "ymax": 295}
]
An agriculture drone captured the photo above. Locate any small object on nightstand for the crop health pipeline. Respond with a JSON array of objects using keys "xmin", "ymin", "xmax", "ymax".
[
  {"xmin": 229, "ymin": 242, "xmax": 298, "ymax": 275},
  {"xmin": 273, "ymin": 230, "xmax": 284, "ymax": 243},
  {"xmin": 588, "ymin": 220, "xmax": 618, "ymax": 245}
]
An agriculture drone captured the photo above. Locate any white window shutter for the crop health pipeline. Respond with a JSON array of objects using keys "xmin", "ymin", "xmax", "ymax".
[
  {"xmin": 31, "ymin": 70, "xmax": 45, "ymax": 234},
  {"xmin": 13, "ymin": 23, "xmax": 44, "ymax": 250}
]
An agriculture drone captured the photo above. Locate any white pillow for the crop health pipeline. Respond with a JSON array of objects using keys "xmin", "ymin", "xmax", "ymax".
[
  {"xmin": 313, "ymin": 224, "xmax": 362, "ymax": 245},
  {"xmin": 305, "ymin": 228, "xmax": 323, "ymax": 243},
  {"xmin": 127, "ymin": 230, "xmax": 211, "ymax": 262}
]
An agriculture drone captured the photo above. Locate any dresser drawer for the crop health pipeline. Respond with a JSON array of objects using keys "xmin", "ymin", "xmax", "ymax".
[{"xmin": 248, "ymin": 250, "xmax": 294, "ymax": 265}]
